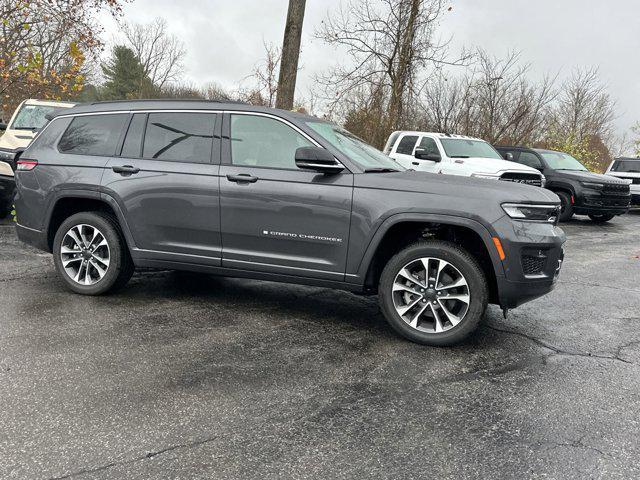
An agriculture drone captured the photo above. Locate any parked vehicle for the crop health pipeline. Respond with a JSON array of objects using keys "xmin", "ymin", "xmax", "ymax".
[
  {"xmin": 605, "ymin": 157, "xmax": 640, "ymax": 206},
  {"xmin": 0, "ymin": 99, "xmax": 75, "ymax": 217},
  {"xmin": 496, "ymin": 146, "xmax": 631, "ymax": 223},
  {"xmin": 384, "ymin": 131, "xmax": 545, "ymax": 187},
  {"xmin": 14, "ymin": 100, "xmax": 565, "ymax": 346}
]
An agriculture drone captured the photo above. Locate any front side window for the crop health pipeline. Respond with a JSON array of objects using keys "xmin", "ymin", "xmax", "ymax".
[
  {"xmin": 230, "ymin": 114, "xmax": 313, "ymax": 169},
  {"xmin": 396, "ymin": 135, "xmax": 418, "ymax": 155},
  {"xmin": 143, "ymin": 113, "xmax": 216, "ymax": 163},
  {"xmin": 439, "ymin": 138, "xmax": 503, "ymax": 160},
  {"xmin": 306, "ymin": 121, "xmax": 403, "ymax": 170},
  {"xmin": 539, "ymin": 151, "xmax": 588, "ymax": 171},
  {"xmin": 11, "ymin": 104, "xmax": 58, "ymax": 130},
  {"xmin": 611, "ymin": 160, "xmax": 640, "ymax": 173},
  {"xmin": 417, "ymin": 137, "xmax": 440, "ymax": 156},
  {"xmin": 58, "ymin": 114, "xmax": 128, "ymax": 156},
  {"xmin": 517, "ymin": 152, "xmax": 543, "ymax": 169}
]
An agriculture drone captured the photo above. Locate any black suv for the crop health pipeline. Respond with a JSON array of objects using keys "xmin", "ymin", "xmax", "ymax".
[
  {"xmin": 496, "ymin": 146, "xmax": 631, "ymax": 223},
  {"xmin": 14, "ymin": 101, "xmax": 565, "ymax": 346}
]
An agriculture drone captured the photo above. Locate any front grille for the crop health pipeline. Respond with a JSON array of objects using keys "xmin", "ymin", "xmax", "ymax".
[
  {"xmin": 499, "ymin": 172, "xmax": 543, "ymax": 187},
  {"xmin": 603, "ymin": 183, "xmax": 630, "ymax": 195},
  {"xmin": 521, "ymin": 253, "xmax": 547, "ymax": 276}
]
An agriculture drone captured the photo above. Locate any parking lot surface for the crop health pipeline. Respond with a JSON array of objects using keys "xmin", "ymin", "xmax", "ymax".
[{"xmin": 1, "ymin": 212, "xmax": 639, "ymax": 479}]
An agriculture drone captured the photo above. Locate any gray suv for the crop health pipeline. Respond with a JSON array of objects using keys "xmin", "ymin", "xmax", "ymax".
[{"xmin": 14, "ymin": 100, "xmax": 565, "ymax": 346}]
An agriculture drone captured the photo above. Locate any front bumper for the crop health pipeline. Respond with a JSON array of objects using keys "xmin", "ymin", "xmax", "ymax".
[
  {"xmin": 573, "ymin": 191, "xmax": 630, "ymax": 215},
  {"xmin": 492, "ymin": 215, "xmax": 565, "ymax": 309}
]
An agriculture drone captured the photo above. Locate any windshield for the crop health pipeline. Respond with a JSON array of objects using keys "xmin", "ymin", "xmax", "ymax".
[
  {"xmin": 439, "ymin": 138, "xmax": 503, "ymax": 160},
  {"xmin": 306, "ymin": 121, "xmax": 404, "ymax": 171},
  {"xmin": 10, "ymin": 104, "xmax": 57, "ymax": 130},
  {"xmin": 611, "ymin": 160, "xmax": 640, "ymax": 173},
  {"xmin": 539, "ymin": 151, "xmax": 588, "ymax": 171}
]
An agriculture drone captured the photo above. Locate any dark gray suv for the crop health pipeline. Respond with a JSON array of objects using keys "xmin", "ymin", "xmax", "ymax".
[{"xmin": 14, "ymin": 100, "xmax": 565, "ymax": 346}]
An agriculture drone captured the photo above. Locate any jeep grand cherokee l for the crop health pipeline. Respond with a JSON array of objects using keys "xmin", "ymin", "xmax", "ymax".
[
  {"xmin": 496, "ymin": 146, "xmax": 631, "ymax": 223},
  {"xmin": 14, "ymin": 101, "xmax": 565, "ymax": 346}
]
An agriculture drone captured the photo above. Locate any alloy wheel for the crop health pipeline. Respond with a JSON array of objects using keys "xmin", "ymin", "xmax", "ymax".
[
  {"xmin": 60, "ymin": 224, "xmax": 111, "ymax": 285},
  {"xmin": 392, "ymin": 257, "xmax": 470, "ymax": 333}
]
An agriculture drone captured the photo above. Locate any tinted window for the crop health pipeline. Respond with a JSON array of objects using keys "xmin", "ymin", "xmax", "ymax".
[
  {"xmin": 417, "ymin": 137, "xmax": 440, "ymax": 156},
  {"xmin": 58, "ymin": 114, "xmax": 127, "ymax": 156},
  {"xmin": 143, "ymin": 113, "xmax": 215, "ymax": 163},
  {"xmin": 396, "ymin": 135, "xmax": 418, "ymax": 155},
  {"xmin": 120, "ymin": 113, "xmax": 146, "ymax": 157},
  {"xmin": 517, "ymin": 152, "xmax": 543, "ymax": 169},
  {"xmin": 230, "ymin": 114, "xmax": 312, "ymax": 169}
]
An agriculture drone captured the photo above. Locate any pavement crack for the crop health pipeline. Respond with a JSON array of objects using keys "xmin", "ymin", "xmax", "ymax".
[
  {"xmin": 486, "ymin": 325, "xmax": 635, "ymax": 365},
  {"xmin": 48, "ymin": 435, "xmax": 218, "ymax": 480},
  {"xmin": 538, "ymin": 435, "xmax": 610, "ymax": 458}
]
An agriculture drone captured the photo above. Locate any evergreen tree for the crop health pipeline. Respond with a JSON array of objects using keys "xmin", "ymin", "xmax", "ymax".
[{"xmin": 100, "ymin": 46, "xmax": 153, "ymax": 100}]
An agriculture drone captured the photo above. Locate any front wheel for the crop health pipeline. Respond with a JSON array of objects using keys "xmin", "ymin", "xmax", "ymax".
[
  {"xmin": 588, "ymin": 213, "xmax": 615, "ymax": 223},
  {"xmin": 378, "ymin": 240, "xmax": 488, "ymax": 346},
  {"xmin": 52, "ymin": 211, "xmax": 134, "ymax": 295}
]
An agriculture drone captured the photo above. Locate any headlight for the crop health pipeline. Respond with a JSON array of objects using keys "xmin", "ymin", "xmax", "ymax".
[
  {"xmin": 471, "ymin": 173, "xmax": 499, "ymax": 180},
  {"xmin": 580, "ymin": 181, "xmax": 603, "ymax": 190},
  {"xmin": 502, "ymin": 203, "xmax": 560, "ymax": 223},
  {"xmin": 540, "ymin": 175, "xmax": 546, "ymax": 188},
  {"xmin": 0, "ymin": 150, "xmax": 15, "ymax": 162}
]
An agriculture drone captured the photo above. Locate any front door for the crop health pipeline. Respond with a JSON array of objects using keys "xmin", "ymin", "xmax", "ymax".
[
  {"xmin": 101, "ymin": 111, "xmax": 223, "ymax": 264},
  {"xmin": 219, "ymin": 113, "xmax": 353, "ymax": 281}
]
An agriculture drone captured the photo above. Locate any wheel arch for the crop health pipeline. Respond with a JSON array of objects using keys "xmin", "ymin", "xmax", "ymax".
[{"xmin": 356, "ymin": 214, "xmax": 503, "ymax": 304}]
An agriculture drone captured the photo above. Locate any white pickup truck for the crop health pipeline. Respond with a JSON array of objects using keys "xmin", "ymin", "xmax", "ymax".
[{"xmin": 383, "ymin": 131, "xmax": 545, "ymax": 187}]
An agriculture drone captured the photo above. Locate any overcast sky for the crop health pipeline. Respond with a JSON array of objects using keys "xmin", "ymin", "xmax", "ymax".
[{"xmin": 101, "ymin": 0, "xmax": 640, "ymax": 136}]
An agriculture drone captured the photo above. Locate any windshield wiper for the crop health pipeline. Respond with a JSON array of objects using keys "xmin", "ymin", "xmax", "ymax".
[
  {"xmin": 363, "ymin": 167, "xmax": 400, "ymax": 173},
  {"xmin": 450, "ymin": 155, "xmax": 470, "ymax": 158}
]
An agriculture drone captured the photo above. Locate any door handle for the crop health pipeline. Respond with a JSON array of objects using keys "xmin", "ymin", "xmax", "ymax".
[
  {"xmin": 412, "ymin": 162, "xmax": 419, "ymax": 166},
  {"xmin": 112, "ymin": 165, "xmax": 140, "ymax": 175},
  {"xmin": 226, "ymin": 173, "xmax": 258, "ymax": 183}
]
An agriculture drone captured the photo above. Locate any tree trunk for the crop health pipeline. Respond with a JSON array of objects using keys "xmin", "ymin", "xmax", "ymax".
[{"xmin": 276, "ymin": 0, "xmax": 306, "ymax": 110}]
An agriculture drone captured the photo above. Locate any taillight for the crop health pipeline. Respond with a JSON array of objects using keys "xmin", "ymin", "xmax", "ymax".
[{"xmin": 17, "ymin": 160, "xmax": 38, "ymax": 171}]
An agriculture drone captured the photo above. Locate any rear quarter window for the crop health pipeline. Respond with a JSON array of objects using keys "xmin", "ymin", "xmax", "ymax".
[{"xmin": 58, "ymin": 114, "xmax": 128, "ymax": 156}]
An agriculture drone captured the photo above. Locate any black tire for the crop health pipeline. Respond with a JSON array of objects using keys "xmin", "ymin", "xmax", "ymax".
[
  {"xmin": 0, "ymin": 203, "xmax": 9, "ymax": 219},
  {"xmin": 378, "ymin": 240, "xmax": 488, "ymax": 346},
  {"xmin": 588, "ymin": 213, "xmax": 615, "ymax": 223},
  {"xmin": 52, "ymin": 211, "xmax": 134, "ymax": 295},
  {"xmin": 556, "ymin": 191, "xmax": 574, "ymax": 222}
]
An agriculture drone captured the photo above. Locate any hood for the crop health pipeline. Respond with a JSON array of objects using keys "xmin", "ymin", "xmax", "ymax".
[
  {"xmin": 457, "ymin": 156, "xmax": 542, "ymax": 175},
  {"xmin": 0, "ymin": 130, "xmax": 35, "ymax": 151},
  {"xmin": 355, "ymin": 170, "xmax": 559, "ymax": 204},
  {"xmin": 554, "ymin": 170, "xmax": 631, "ymax": 184}
]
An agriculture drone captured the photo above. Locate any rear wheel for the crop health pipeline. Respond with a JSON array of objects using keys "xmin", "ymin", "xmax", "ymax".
[
  {"xmin": 378, "ymin": 240, "xmax": 488, "ymax": 346},
  {"xmin": 588, "ymin": 213, "xmax": 615, "ymax": 223},
  {"xmin": 557, "ymin": 191, "xmax": 574, "ymax": 222},
  {"xmin": 52, "ymin": 212, "xmax": 134, "ymax": 295}
]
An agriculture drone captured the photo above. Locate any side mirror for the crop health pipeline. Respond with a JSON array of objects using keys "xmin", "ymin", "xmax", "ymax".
[
  {"xmin": 0, "ymin": 122, "xmax": 7, "ymax": 131},
  {"xmin": 295, "ymin": 147, "xmax": 345, "ymax": 174},
  {"xmin": 415, "ymin": 148, "xmax": 441, "ymax": 162},
  {"xmin": 505, "ymin": 152, "xmax": 514, "ymax": 161}
]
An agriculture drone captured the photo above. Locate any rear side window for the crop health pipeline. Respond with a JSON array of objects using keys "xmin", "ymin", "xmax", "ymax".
[
  {"xmin": 396, "ymin": 135, "xmax": 418, "ymax": 155},
  {"xmin": 143, "ymin": 112, "xmax": 216, "ymax": 163},
  {"xmin": 58, "ymin": 114, "xmax": 127, "ymax": 156},
  {"xmin": 120, "ymin": 113, "xmax": 146, "ymax": 158}
]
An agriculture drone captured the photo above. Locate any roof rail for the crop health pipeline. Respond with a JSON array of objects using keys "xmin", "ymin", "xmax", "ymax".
[{"xmin": 88, "ymin": 98, "xmax": 248, "ymax": 106}]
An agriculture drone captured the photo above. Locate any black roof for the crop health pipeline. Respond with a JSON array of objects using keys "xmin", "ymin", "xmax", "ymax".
[{"xmin": 50, "ymin": 99, "xmax": 322, "ymax": 123}]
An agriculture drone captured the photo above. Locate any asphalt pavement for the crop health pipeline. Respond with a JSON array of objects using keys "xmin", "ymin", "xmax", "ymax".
[{"xmin": 1, "ymin": 212, "xmax": 639, "ymax": 479}]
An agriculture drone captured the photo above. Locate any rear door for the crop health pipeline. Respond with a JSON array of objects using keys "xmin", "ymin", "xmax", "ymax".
[
  {"xmin": 101, "ymin": 111, "xmax": 223, "ymax": 264},
  {"xmin": 219, "ymin": 112, "xmax": 353, "ymax": 280}
]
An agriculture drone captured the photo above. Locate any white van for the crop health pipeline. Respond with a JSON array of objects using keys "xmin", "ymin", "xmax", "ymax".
[
  {"xmin": 384, "ymin": 131, "xmax": 545, "ymax": 187},
  {"xmin": 0, "ymin": 99, "xmax": 74, "ymax": 216}
]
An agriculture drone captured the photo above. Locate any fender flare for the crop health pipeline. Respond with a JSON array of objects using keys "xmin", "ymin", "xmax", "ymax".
[{"xmin": 352, "ymin": 212, "xmax": 505, "ymax": 282}]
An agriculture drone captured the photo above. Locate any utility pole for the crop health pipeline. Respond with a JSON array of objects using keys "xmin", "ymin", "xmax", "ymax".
[{"xmin": 276, "ymin": 0, "xmax": 306, "ymax": 110}]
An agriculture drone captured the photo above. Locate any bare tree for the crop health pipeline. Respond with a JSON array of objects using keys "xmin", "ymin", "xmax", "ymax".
[
  {"xmin": 246, "ymin": 43, "xmax": 281, "ymax": 107},
  {"xmin": 276, "ymin": 0, "xmax": 306, "ymax": 110},
  {"xmin": 317, "ymin": 0, "xmax": 468, "ymax": 132},
  {"xmin": 121, "ymin": 17, "xmax": 186, "ymax": 91}
]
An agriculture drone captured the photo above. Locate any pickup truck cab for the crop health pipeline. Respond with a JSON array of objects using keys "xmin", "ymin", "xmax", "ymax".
[
  {"xmin": 14, "ymin": 101, "xmax": 565, "ymax": 346},
  {"xmin": 605, "ymin": 157, "xmax": 640, "ymax": 206},
  {"xmin": 0, "ymin": 99, "xmax": 75, "ymax": 217},
  {"xmin": 384, "ymin": 131, "xmax": 545, "ymax": 187}
]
